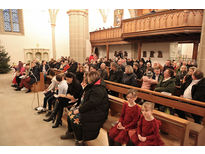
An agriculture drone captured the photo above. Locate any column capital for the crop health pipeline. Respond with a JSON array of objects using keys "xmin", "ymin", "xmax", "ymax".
[{"xmin": 67, "ymin": 9, "xmax": 88, "ymax": 16}]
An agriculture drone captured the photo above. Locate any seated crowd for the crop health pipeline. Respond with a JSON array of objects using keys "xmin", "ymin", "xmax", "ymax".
[{"xmin": 11, "ymin": 55, "xmax": 205, "ymax": 145}]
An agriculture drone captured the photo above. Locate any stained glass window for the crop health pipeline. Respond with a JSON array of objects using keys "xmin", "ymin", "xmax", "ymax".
[
  {"xmin": 3, "ymin": 9, "xmax": 11, "ymax": 32},
  {"xmin": 2, "ymin": 9, "xmax": 20, "ymax": 32}
]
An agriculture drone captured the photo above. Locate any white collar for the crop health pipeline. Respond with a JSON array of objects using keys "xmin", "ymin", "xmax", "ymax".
[{"xmin": 163, "ymin": 77, "xmax": 171, "ymax": 82}]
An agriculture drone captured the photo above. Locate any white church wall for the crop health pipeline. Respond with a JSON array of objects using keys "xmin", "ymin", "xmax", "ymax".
[
  {"xmin": 95, "ymin": 44, "xmax": 132, "ymax": 59},
  {"xmin": 89, "ymin": 9, "xmax": 115, "ymax": 32},
  {"xmin": 96, "ymin": 46, "xmax": 106, "ymax": 58},
  {"xmin": 109, "ymin": 44, "xmax": 132, "ymax": 59},
  {"xmin": 0, "ymin": 9, "xmax": 70, "ymax": 64},
  {"xmin": 89, "ymin": 9, "xmax": 131, "ymax": 32},
  {"xmin": 181, "ymin": 43, "xmax": 193, "ymax": 59},
  {"xmin": 55, "ymin": 9, "xmax": 70, "ymax": 59},
  {"xmin": 141, "ymin": 42, "xmax": 170, "ymax": 65}
]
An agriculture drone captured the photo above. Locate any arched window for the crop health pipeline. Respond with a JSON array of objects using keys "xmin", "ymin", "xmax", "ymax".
[{"xmin": 0, "ymin": 9, "xmax": 24, "ymax": 35}]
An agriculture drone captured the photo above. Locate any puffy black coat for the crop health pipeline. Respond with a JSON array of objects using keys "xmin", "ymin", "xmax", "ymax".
[
  {"xmin": 79, "ymin": 79, "xmax": 109, "ymax": 141},
  {"xmin": 122, "ymin": 73, "xmax": 138, "ymax": 87},
  {"xmin": 109, "ymin": 68, "xmax": 123, "ymax": 83}
]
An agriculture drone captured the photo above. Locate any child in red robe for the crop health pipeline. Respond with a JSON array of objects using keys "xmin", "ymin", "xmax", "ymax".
[
  {"xmin": 128, "ymin": 102, "xmax": 164, "ymax": 146},
  {"xmin": 108, "ymin": 89, "xmax": 141, "ymax": 146}
]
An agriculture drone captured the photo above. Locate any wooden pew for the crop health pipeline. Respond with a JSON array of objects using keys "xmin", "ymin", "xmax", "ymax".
[
  {"xmin": 104, "ymin": 95, "xmax": 192, "ymax": 146},
  {"xmin": 31, "ymin": 72, "xmax": 45, "ymax": 92},
  {"xmin": 104, "ymin": 80, "xmax": 205, "ymax": 125},
  {"xmin": 104, "ymin": 80, "xmax": 205, "ymax": 145},
  {"xmin": 51, "ymin": 68, "xmax": 64, "ymax": 75}
]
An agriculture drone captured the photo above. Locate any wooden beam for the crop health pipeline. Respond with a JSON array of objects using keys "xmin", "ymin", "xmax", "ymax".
[
  {"xmin": 192, "ymin": 42, "xmax": 199, "ymax": 60},
  {"xmin": 106, "ymin": 44, "xmax": 109, "ymax": 59},
  {"xmin": 137, "ymin": 41, "xmax": 142, "ymax": 60}
]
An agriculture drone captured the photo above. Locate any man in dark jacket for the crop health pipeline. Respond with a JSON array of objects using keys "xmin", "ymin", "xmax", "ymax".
[
  {"xmin": 109, "ymin": 62, "xmax": 123, "ymax": 83},
  {"xmin": 98, "ymin": 63, "xmax": 108, "ymax": 80},
  {"xmin": 185, "ymin": 69, "xmax": 205, "ymax": 124},
  {"xmin": 40, "ymin": 60, "xmax": 49, "ymax": 83},
  {"xmin": 133, "ymin": 63, "xmax": 143, "ymax": 80},
  {"xmin": 154, "ymin": 68, "xmax": 176, "ymax": 113},
  {"xmin": 155, "ymin": 68, "xmax": 176, "ymax": 94}
]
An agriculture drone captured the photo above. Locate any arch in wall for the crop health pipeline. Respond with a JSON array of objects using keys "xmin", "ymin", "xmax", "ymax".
[
  {"xmin": 26, "ymin": 52, "xmax": 33, "ymax": 62},
  {"xmin": 43, "ymin": 52, "xmax": 49, "ymax": 61},
  {"xmin": 35, "ymin": 52, "xmax": 42, "ymax": 61}
]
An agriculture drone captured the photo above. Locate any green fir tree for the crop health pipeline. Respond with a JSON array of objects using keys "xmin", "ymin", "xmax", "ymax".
[{"xmin": 0, "ymin": 46, "xmax": 11, "ymax": 74}]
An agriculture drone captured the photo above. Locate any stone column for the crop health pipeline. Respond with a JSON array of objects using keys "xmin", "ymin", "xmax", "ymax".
[
  {"xmin": 67, "ymin": 9, "xmax": 89, "ymax": 63},
  {"xmin": 49, "ymin": 9, "xmax": 59, "ymax": 60},
  {"xmin": 198, "ymin": 10, "xmax": 205, "ymax": 74}
]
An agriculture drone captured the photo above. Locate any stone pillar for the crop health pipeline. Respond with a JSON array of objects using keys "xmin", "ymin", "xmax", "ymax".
[
  {"xmin": 49, "ymin": 9, "xmax": 59, "ymax": 60},
  {"xmin": 198, "ymin": 10, "xmax": 205, "ymax": 74},
  {"xmin": 67, "ymin": 9, "xmax": 89, "ymax": 63}
]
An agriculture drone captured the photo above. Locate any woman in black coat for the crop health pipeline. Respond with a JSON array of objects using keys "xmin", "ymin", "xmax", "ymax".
[
  {"xmin": 122, "ymin": 65, "xmax": 138, "ymax": 87},
  {"xmin": 44, "ymin": 72, "xmax": 83, "ymax": 128},
  {"xmin": 68, "ymin": 71, "xmax": 109, "ymax": 145}
]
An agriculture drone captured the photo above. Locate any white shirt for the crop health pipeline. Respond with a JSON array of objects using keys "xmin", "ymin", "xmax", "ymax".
[
  {"xmin": 183, "ymin": 79, "xmax": 200, "ymax": 99},
  {"xmin": 155, "ymin": 75, "xmax": 159, "ymax": 82},
  {"xmin": 42, "ymin": 65, "xmax": 46, "ymax": 74},
  {"xmin": 58, "ymin": 80, "xmax": 68, "ymax": 95},
  {"xmin": 47, "ymin": 76, "xmax": 58, "ymax": 92}
]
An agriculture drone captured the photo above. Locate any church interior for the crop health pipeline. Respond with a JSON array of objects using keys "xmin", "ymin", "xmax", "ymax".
[{"xmin": 0, "ymin": 5, "xmax": 205, "ymax": 150}]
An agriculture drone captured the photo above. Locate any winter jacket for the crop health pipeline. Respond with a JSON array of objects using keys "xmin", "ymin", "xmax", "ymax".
[
  {"xmin": 154, "ymin": 77, "xmax": 176, "ymax": 94},
  {"xmin": 109, "ymin": 68, "xmax": 123, "ymax": 83},
  {"xmin": 79, "ymin": 79, "xmax": 109, "ymax": 141},
  {"xmin": 122, "ymin": 73, "xmax": 138, "ymax": 87}
]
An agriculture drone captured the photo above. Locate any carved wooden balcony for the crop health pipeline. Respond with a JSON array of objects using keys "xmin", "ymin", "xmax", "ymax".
[
  {"xmin": 90, "ymin": 9, "xmax": 203, "ymax": 45},
  {"xmin": 122, "ymin": 9, "xmax": 203, "ymax": 39},
  {"xmin": 90, "ymin": 27, "xmax": 123, "ymax": 45}
]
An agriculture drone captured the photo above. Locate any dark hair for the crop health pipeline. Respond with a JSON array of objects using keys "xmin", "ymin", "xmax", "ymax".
[
  {"xmin": 50, "ymin": 70, "xmax": 55, "ymax": 77},
  {"xmin": 193, "ymin": 69, "xmax": 204, "ymax": 79},
  {"xmin": 89, "ymin": 64, "xmax": 98, "ymax": 71},
  {"xmin": 127, "ymin": 89, "xmax": 137, "ymax": 97},
  {"xmin": 133, "ymin": 63, "xmax": 139, "ymax": 68},
  {"xmin": 167, "ymin": 68, "xmax": 174, "ymax": 77},
  {"xmin": 65, "ymin": 72, "xmax": 76, "ymax": 79},
  {"xmin": 56, "ymin": 74, "xmax": 62, "ymax": 82}
]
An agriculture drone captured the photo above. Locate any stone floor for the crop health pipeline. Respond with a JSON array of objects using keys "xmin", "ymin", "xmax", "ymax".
[{"xmin": 0, "ymin": 72, "xmax": 75, "ymax": 146}]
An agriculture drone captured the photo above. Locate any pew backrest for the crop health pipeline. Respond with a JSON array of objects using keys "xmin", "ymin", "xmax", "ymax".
[
  {"xmin": 108, "ymin": 95, "xmax": 191, "ymax": 146},
  {"xmin": 105, "ymin": 80, "xmax": 205, "ymax": 126}
]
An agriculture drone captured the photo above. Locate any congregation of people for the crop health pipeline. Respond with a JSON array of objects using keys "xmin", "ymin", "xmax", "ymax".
[{"xmin": 10, "ymin": 51, "xmax": 205, "ymax": 146}]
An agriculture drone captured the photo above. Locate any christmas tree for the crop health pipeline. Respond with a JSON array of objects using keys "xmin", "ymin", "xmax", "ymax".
[{"xmin": 0, "ymin": 45, "xmax": 11, "ymax": 74}]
